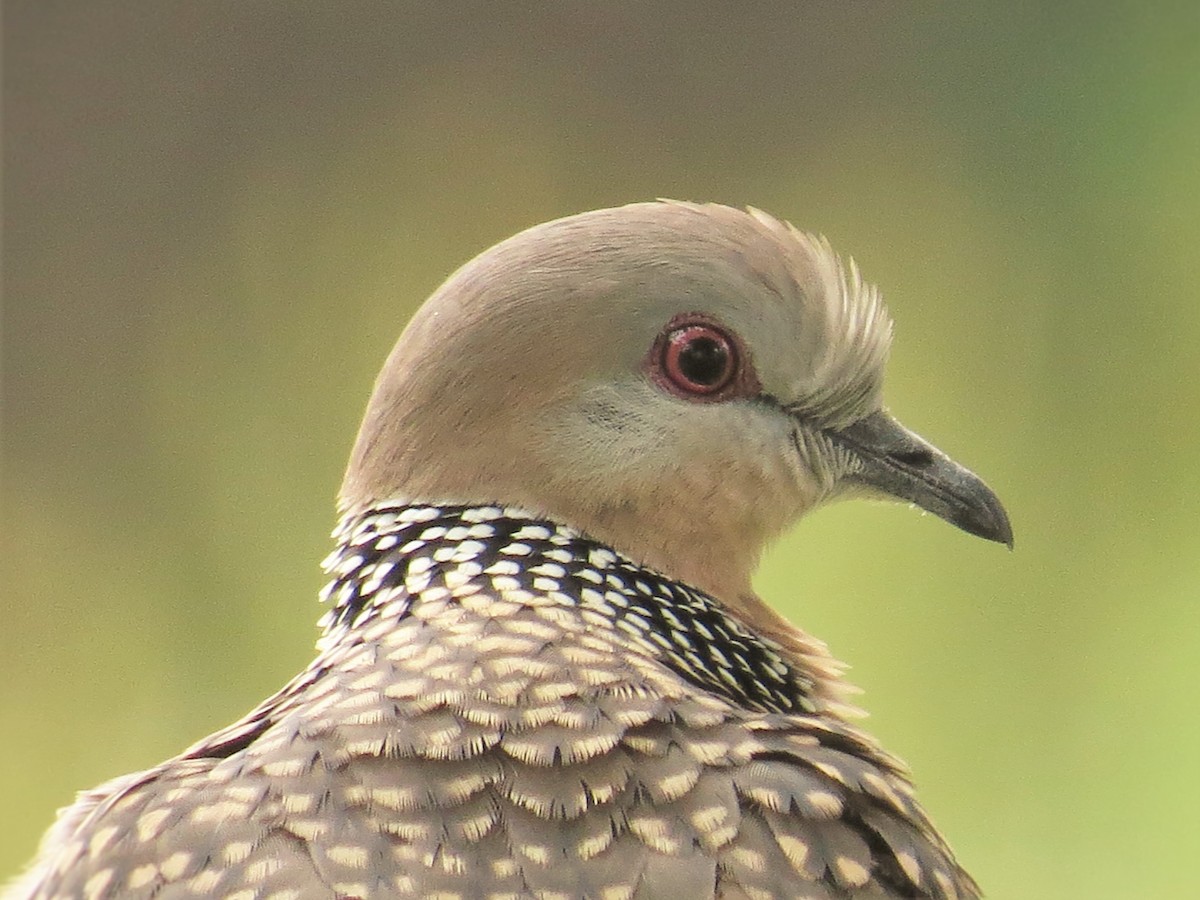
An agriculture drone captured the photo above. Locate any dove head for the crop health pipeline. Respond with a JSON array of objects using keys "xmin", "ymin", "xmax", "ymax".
[{"xmin": 341, "ymin": 201, "xmax": 1010, "ymax": 608}]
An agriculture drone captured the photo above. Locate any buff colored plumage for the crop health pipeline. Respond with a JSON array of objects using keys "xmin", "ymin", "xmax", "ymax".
[{"xmin": 9, "ymin": 202, "xmax": 1009, "ymax": 900}]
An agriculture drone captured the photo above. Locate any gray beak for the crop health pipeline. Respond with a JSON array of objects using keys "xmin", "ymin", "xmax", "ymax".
[{"xmin": 828, "ymin": 410, "xmax": 1013, "ymax": 547}]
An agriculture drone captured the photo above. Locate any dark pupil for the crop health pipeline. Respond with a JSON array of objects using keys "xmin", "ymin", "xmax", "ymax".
[{"xmin": 678, "ymin": 336, "xmax": 728, "ymax": 385}]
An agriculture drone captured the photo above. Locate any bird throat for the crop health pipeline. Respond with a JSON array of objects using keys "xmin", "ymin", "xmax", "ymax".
[{"xmin": 318, "ymin": 502, "xmax": 823, "ymax": 716}]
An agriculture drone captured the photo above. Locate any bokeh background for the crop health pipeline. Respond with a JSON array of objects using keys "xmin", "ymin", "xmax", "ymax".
[{"xmin": 4, "ymin": 3, "xmax": 1198, "ymax": 897}]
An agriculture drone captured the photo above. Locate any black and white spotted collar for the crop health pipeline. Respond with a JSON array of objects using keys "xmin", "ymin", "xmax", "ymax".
[{"xmin": 317, "ymin": 502, "xmax": 817, "ymax": 715}]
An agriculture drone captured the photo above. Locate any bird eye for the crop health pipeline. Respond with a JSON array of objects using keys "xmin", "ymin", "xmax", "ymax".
[{"xmin": 660, "ymin": 322, "xmax": 738, "ymax": 396}]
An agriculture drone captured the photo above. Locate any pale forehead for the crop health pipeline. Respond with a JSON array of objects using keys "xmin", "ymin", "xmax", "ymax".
[
  {"xmin": 415, "ymin": 201, "xmax": 892, "ymax": 421},
  {"xmin": 531, "ymin": 201, "xmax": 836, "ymax": 302},
  {"xmin": 456, "ymin": 202, "xmax": 858, "ymax": 330}
]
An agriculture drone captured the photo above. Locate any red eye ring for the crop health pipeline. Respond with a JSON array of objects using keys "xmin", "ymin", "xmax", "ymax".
[
  {"xmin": 663, "ymin": 324, "xmax": 736, "ymax": 395},
  {"xmin": 645, "ymin": 314, "xmax": 753, "ymax": 401}
]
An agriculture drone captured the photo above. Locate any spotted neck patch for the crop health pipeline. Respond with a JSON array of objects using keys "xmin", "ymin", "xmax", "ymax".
[{"xmin": 318, "ymin": 502, "xmax": 817, "ymax": 714}]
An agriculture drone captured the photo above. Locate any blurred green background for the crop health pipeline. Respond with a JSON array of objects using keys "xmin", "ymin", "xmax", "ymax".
[{"xmin": 4, "ymin": 3, "xmax": 1198, "ymax": 897}]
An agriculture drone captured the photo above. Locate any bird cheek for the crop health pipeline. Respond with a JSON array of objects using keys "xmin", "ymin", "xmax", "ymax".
[
  {"xmin": 788, "ymin": 427, "xmax": 846, "ymax": 502},
  {"xmin": 698, "ymin": 416, "xmax": 814, "ymax": 533}
]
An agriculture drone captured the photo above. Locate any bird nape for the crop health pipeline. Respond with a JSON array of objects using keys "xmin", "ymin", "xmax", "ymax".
[{"xmin": 9, "ymin": 201, "xmax": 1009, "ymax": 900}]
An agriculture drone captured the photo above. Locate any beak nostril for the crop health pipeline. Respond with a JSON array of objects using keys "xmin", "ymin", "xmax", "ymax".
[{"xmin": 888, "ymin": 447, "xmax": 935, "ymax": 467}]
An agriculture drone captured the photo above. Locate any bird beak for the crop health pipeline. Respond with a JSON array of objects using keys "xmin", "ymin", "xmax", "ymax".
[{"xmin": 828, "ymin": 409, "xmax": 1013, "ymax": 547}]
